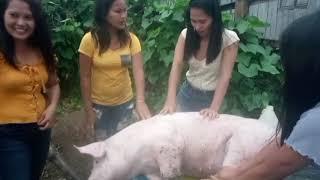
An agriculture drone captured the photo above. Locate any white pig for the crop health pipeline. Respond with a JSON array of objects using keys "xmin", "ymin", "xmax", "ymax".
[{"xmin": 77, "ymin": 112, "xmax": 277, "ymax": 180}]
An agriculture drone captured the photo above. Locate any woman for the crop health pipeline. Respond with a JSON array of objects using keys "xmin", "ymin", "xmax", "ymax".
[
  {"xmin": 79, "ymin": 0, "xmax": 151, "ymax": 140},
  {"xmin": 161, "ymin": 0, "xmax": 239, "ymax": 119},
  {"xmin": 0, "ymin": 0, "xmax": 60, "ymax": 179},
  {"xmin": 206, "ymin": 10, "xmax": 320, "ymax": 180}
]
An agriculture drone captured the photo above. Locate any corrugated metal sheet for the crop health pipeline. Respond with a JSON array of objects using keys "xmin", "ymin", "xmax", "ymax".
[{"xmin": 221, "ymin": 0, "xmax": 320, "ymax": 40}]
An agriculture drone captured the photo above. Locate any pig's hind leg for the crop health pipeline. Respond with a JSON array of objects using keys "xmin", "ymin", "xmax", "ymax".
[
  {"xmin": 222, "ymin": 125, "xmax": 270, "ymax": 167},
  {"xmin": 222, "ymin": 129, "xmax": 256, "ymax": 167}
]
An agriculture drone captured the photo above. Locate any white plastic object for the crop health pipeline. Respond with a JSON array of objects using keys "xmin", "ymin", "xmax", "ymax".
[{"xmin": 258, "ymin": 105, "xmax": 279, "ymax": 132}]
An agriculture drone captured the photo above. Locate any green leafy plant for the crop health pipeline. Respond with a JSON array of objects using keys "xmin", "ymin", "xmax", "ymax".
[
  {"xmin": 43, "ymin": 0, "xmax": 94, "ymax": 97},
  {"xmin": 222, "ymin": 13, "xmax": 283, "ymax": 117},
  {"xmin": 128, "ymin": 0, "xmax": 188, "ymax": 111}
]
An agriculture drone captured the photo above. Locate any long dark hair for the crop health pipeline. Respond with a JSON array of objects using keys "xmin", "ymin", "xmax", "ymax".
[
  {"xmin": 278, "ymin": 10, "xmax": 320, "ymax": 145},
  {"xmin": 91, "ymin": 0, "xmax": 130, "ymax": 55},
  {"xmin": 183, "ymin": 0, "xmax": 223, "ymax": 64},
  {"xmin": 0, "ymin": 0, "xmax": 56, "ymax": 73}
]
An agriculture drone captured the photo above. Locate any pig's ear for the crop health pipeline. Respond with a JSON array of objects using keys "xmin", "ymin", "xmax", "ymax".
[{"xmin": 74, "ymin": 142, "xmax": 106, "ymax": 158}]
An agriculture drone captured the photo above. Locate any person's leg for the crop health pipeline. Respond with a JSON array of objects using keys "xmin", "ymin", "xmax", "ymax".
[
  {"xmin": 93, "ymin": 101, "xmax": 134, "ymax": 140},
  {"xmin": 93, "ymin": 103, "xmax": 112, "ymax": 141},
  {"xmin": 0, "ymin": 124, "xmax": 32, "ymax": 180},
  {"xmin": 30, "ymin": 126, "xmax": 51, "ymax": 180},
  {"xmin": 110, "ymin": 100, "xmax": 134, "ymax": 134}
]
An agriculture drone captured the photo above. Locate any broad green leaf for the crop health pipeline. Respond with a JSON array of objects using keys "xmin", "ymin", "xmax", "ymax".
[
  {"xmin": 260, "ymin": 63, "xmax": 280, "ymax": 74},
  {"xmin": 142, "ymin": 19, "xmax": 152, "ymax": 29},
  {"xmin": 143, "ymin": 49, "xmax": 154, "ymax": 63},
  {"xmin": 159, "ymin": 10, "xmax": 172, "ymax": 22},
  {"xmin": 245, "ymin": 36, "xmax": 259, "ymax": 44},
  {"xmin": 172, "ymin": 10, "xmax": 184, "ymax": 22},
  {"xmin": 268, "ymin": 53, "xmax": 281, "ymax": 65},
  {"xmin": 238, "ymin": 63, "xmax": 260, "ymax": 77},
  {"xmin": 163, "ymin": 51, "xmax": 174, "ymax": 67},
  {"xmin": 237, "ymin": 53, "xmax": 251, "ymax": 66},
  {"xmin": 246, "ymin": 44, "xmax": 266, "ymax": 55},
  {"xmin": 148, "ymin": 28, "xmax": 161, "ymax": 38},
  {"xmin": 147, "ymin": 39, "xmax": 155, "ymax": 47},
  {"xmin": 239, "ymin": 43, "xmax": 249, "ymax": 52},
  {"xmin": 247, "ymin": 16, "xmax": 269, "ymax": 28},
  {"xmin": 236, "ymin": 20, "xmax": 250, "ymax": 34}
]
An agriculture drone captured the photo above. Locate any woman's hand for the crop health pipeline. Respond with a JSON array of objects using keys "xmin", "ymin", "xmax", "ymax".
[
  {"xmin": 136, "ymin": 101, "xmax": 152, "ymax": 120},
  {"xmin": 38, "ymin": 105, "xmax": 57, "ymax": 130},
  {"xmin": 160, "ymin": 99, "xmax": 176, "ymax": 114},
  {"xmin": 200, "ymin": 108, "xmax": 219, "ymax": 120},
  {"xmin": 81, "ymin": 108, "xmax": 96, "ymax": 138}
]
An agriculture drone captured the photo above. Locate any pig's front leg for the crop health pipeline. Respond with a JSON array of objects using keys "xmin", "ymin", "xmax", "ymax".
[
  {"xmin": 222, "ymin": 128, "xmax": 266, "ymax": 167},
  {"xmin": 222, "ymin": 128, "xmax": 252, "ymax": 167},
  {"xmin": 155, "ymin": 138, "xmax": 184, "ymax": 179}
]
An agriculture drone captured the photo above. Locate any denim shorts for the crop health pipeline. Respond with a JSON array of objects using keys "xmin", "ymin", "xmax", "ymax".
[
  {"xmin": 93, "ymin": 100, "xmax": 134, "ymax": 141},
  {"xmin": 177, "ymin": 80, "xmax": 214, "ymax": 112}
]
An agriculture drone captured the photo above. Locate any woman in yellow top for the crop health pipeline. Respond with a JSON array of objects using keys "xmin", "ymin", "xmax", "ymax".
[
  {"xmin": 79, "ymin": 0, "xmax": 151, "ymax": 140},
  {"xmin": 0, "ymin": 0, "xmax": 60, "ymax": 179},
  {"xmin": 161, "ymin": 0, "xmax": 239, "ymax": 119}
]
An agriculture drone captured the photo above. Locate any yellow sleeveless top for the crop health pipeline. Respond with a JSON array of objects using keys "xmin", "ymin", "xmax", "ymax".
[{"xmin": 0, "ymin": 53, "xmax": 48, "ymax": 124}]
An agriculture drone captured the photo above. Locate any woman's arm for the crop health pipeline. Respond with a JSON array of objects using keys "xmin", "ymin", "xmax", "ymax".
[
  {"xmin": 160, "ymin": 33, "xmax": 186, "ymax": 114},
  {"xmin": 79, "ymin": 53, "xmax": 95, "ymax": 136},
  {"xmin": 200, "ymin": 42, "xmax": 239, "ymax": 119},
  {"xmin": 46, "ymin": 83, "xmax": 60, "ymax": 110},
  {"xmin": 214, "ymin": 139, "xmax": 309, "ymax": 180},
  {"xmin": 132, "ymin": 52, "xmax": 151, "ymax": 119},
  {"xmin": 79, "ymin": 54, "xmax": 93, "ymax": 112},
  {"xmin": 38, "ymin": 72, "xmax": 60, "ymax": 130}
]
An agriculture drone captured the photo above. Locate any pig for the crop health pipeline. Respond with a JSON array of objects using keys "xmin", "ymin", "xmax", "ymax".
[{"xmin": 76, "ymin": 111, "xmax": 277, "ymax": 180}]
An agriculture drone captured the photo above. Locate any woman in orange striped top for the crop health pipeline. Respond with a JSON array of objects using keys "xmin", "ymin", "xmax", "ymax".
[{"xmin": 0, "ymin": 0, "xmax": 60, "ymax": 179}]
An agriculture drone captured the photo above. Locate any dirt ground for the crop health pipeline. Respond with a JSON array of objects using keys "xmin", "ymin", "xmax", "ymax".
[
  {"xmin": 42, "ymin": 110, "xmax": 93, "ymax": 180},
  {"xmin": 42, "ymin": 109, "xmax": 139, "ymax": 180}
]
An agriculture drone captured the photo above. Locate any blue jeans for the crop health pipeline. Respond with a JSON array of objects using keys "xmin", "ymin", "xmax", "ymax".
[
  {"xmin": 93, "ymin": 100, "xmax": 134, "ymax": 140},
  {"xmin": 177, "ymin": 80, "xmax": 214, "ymax": 112},
  {"xmin": 0, "ymin": 123, "xmax": 51, "ymax": 180}
]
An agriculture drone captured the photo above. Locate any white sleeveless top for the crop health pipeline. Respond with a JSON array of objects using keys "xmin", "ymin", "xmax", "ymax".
[{"xmin": 181, "ymin": 28, "xmax": 239, "ymax": 91}]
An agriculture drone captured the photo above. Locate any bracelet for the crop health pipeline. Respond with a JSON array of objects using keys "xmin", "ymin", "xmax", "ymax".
[{"xmin": 136, "ymin": 99, "xmax": 145, "ymax": 103}]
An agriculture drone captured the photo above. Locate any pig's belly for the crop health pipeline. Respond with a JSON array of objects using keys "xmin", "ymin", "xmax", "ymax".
[
  {"xmin": 180, "ymin": 147, "xmax": 226, "ymax": 177},
  {"xmin": 179, "ymin": 134, "xmax": 230, "ymax": 177}
]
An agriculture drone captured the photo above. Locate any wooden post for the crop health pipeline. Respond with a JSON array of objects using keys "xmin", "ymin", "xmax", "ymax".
[{"xmin": 235, "ymin": 0, "xmax": 249, "ymax": 18}]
